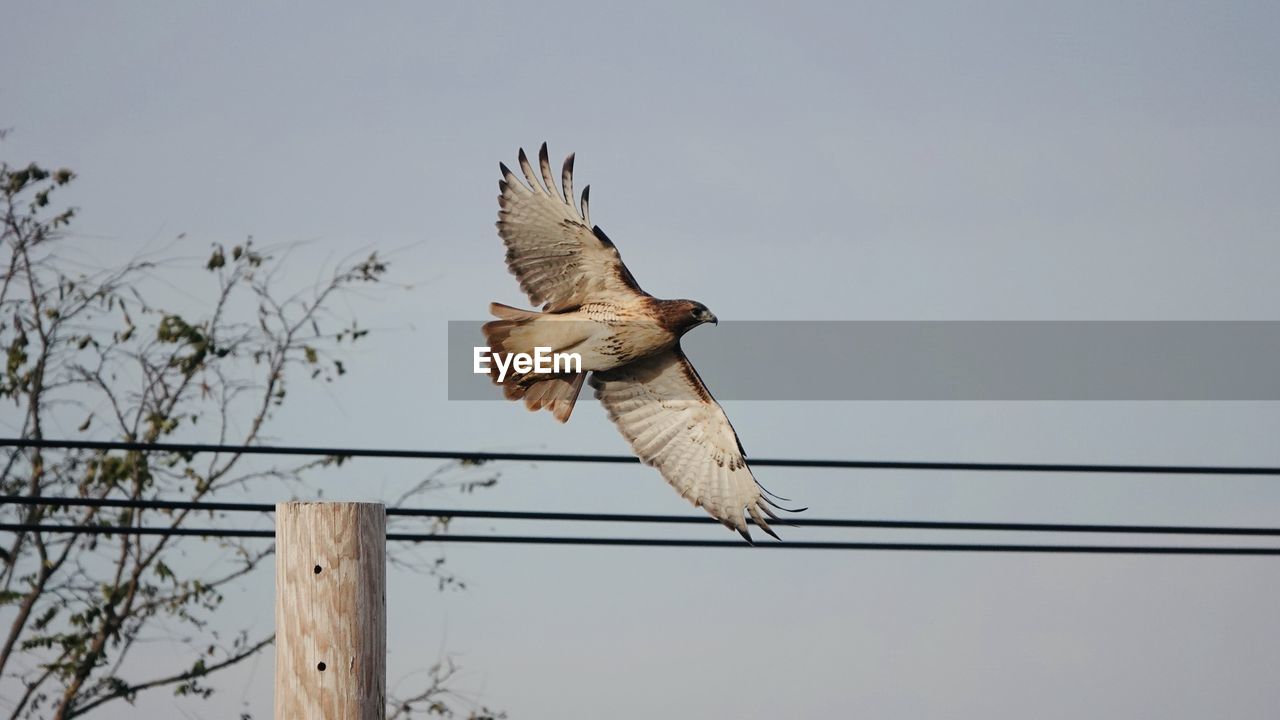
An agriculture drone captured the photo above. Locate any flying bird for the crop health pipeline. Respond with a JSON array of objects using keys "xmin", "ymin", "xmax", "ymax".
[{"xmin": 482, "ymin": 143, "xmax": 799, "ymax": 541}]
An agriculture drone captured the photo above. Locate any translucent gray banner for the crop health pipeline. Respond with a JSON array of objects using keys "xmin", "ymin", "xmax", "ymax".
[{"xmin": 448, "ymin": 321, "xmax": 1280, "ymax": 401}]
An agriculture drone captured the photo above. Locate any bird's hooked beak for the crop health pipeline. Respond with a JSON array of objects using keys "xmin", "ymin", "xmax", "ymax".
[{"xmin": 708, "ymin": 312, "xmax": 718, "ymax": 325}]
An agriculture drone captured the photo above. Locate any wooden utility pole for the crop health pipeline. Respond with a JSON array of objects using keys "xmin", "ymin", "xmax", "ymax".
[{"xmin": 275, "ymin": 501, "xmax": 386, "ymax": 719}]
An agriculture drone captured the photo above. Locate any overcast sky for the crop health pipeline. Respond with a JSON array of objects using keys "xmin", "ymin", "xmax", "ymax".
[{"xmin": 3, "ymin": 2, "xmax": 1280, "ymax": 718}]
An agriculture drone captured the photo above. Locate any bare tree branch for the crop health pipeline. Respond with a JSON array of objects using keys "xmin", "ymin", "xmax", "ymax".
[{"xmin": 0, "ymin": 158, "xmax": 498, "ymax": 719}]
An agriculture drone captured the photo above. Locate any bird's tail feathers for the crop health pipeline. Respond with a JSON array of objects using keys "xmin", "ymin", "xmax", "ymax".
[
  {"xmin": 483, "ymin": 303, "xmax": 590, "ymax": 357},
  {"xmin": 482, "ymin": 303, "xmax": 589, "ymax": 422},
  {"xmin": 481, "ymin": 304, "xmax": 543, "ymax": 360}
]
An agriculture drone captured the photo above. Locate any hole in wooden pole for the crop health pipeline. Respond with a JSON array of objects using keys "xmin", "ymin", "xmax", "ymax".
[
  {"xmin": 317, "ymin": 661, "xmax": 326, "ymax": 671},
  {"xmin": 313, "ymin": 564, "xmax": 322, "ymax": 575}
]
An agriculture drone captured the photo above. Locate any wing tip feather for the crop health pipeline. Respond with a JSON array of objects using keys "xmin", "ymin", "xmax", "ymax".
[{"xmin": 749, "ymin": 505, "xmax": 781, "ymax": 540}]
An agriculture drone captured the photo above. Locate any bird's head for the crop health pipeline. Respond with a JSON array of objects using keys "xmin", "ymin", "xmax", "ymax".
[
  {"xmin": 657, "ymin": 299, "xmax": 718, "ymax": 335},
  {"xmin": 690, "ymin": 302, "xmax": 718, "ymax": 327},
  {"xmin": 680, "ymin": 300, "xmax": 717, "ymax": 331}
]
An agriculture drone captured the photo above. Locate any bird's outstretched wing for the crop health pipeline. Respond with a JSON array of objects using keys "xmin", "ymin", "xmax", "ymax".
[
  {"xmin": 590, "ymin": 348, "xmax": 792, "ymax": 541},
  {"xmin": 497, "ymin": 143, "xmax": 645, "ymax": 311}
]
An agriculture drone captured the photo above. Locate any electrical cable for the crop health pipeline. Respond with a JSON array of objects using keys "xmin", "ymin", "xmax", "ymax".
[
  {"xmin": 4, "ymin": 438, "xmax": 1278, "ymax": 475},
  {"xmin": 5, "ymin": 495, "xmax": 1279, "ymax": 537},
  {"xmin": 2, "ymin": 523, "xmax": 1277, "ymax": 554}
]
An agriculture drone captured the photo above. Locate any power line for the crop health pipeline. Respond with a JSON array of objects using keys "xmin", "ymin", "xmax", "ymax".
[
  {"xmin": 4, "ymin": 438, "xmax": 1279, "ymax": 475},
  {"xmin": 2, "ymin": 523, "xmax": 1276, "ymax": 554},
  {"xmin": 6, "ymin": 495, "xmax": 1280, "ymax": 537}
]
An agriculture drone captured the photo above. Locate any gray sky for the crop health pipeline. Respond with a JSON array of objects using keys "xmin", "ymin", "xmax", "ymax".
[{"xmin": 3, "ymin": 2, "xmax": 1280, "ymax": 718}]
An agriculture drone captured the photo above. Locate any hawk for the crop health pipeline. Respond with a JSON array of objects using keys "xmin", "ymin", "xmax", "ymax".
[{"xmin": 483, "ymin": 143, "xmax": 800, "ymax": 541}]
